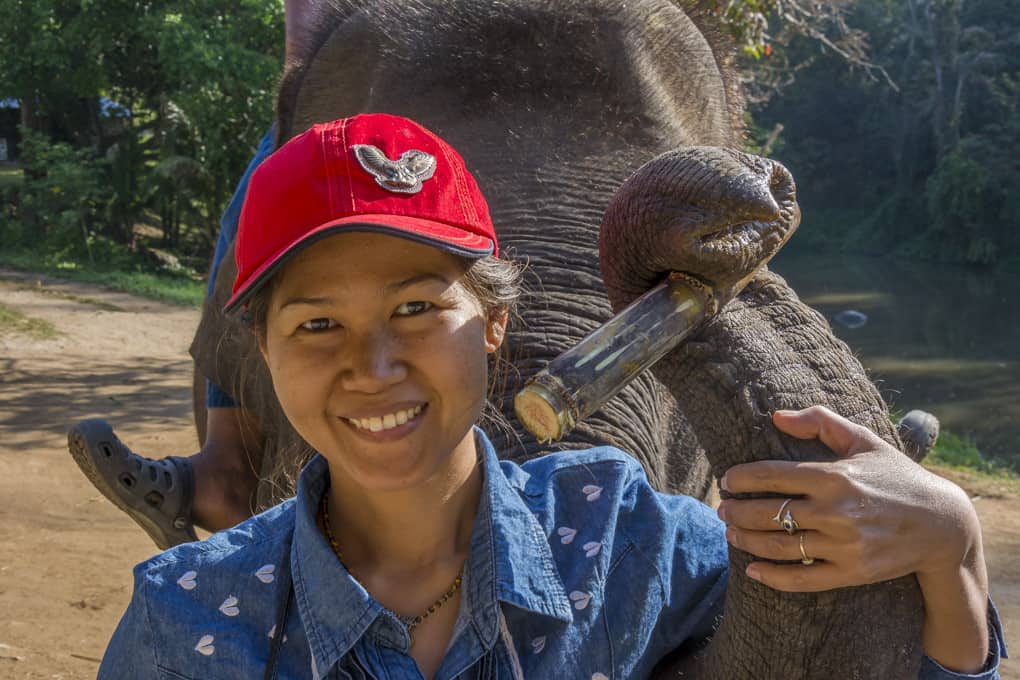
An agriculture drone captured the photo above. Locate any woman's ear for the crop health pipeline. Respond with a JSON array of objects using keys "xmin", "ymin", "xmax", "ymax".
[{"xmin": 484, "ymin": 308, "xmax": 509, "ymax": 354}]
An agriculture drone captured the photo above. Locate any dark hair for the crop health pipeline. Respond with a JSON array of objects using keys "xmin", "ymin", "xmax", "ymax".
[{"xmin": 459, "ymin": 254, "xmax": 527, "ymax": 434}]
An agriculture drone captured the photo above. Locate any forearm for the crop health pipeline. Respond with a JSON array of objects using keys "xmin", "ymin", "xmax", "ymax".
[{"xmin": 917, "ymin": 539, "xmax": 990, "ymax": 673}]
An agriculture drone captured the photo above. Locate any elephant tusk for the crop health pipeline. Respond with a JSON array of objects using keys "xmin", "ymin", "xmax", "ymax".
[{"xmin": 515, "ymin": 272, "xmax": 717, "ymax": 443}]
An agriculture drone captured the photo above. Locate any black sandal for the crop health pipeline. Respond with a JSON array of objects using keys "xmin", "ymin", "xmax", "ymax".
[{"xmin": 67, "ymin": 419, "xmax": 197, "ymax": 550}]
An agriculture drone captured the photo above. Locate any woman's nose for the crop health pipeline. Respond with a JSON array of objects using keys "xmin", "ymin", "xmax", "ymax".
[{"xmin": 339, "ymin": 332, "xmax": 407, "ymax": 392}]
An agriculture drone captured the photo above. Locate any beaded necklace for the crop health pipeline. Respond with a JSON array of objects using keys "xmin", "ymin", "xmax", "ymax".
[{"xmin": 318, "ymin": 492, "xmax": 463, "ymax": 648}]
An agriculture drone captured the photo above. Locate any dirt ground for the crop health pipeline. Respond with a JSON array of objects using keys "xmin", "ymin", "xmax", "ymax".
[{"xmin": 0, "ymin": 268, "xmax": 1015, "ymax": 678}]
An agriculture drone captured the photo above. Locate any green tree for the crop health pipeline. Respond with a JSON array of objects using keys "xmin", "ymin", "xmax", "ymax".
[
  {"xmin": 0, "ymin": 0, "xmax": 283, "ymax": 264},
  {"xmin": 752, "ymin": 0, "xmax": 1020, "ymax": 266},
  {"xmin": 12, "ymin": 129, "xmax": 111, "ymax": 263}
]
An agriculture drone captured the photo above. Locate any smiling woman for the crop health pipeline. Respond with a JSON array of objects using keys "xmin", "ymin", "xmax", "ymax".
[
  {"xmin": 258, "ymin": 233, "xmax": 512, "ymax": 670},
  {"xmin": 96, "ymin": 114, "xmax": 1005, "ymax": 680},
  {"xmin": 257, "ymin": 233, "xmax": 503, "ymax": 492}
]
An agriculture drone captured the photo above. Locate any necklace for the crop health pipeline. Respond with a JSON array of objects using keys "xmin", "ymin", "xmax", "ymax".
[{"xmin": 318, "ymin": 493, "xmax": 463, "ymax": 647}]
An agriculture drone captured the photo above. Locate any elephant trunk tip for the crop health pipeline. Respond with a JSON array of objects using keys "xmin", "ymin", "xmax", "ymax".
[{"xmin": 738, "ymin": 158, "xmax": 796, "ymax": 226}]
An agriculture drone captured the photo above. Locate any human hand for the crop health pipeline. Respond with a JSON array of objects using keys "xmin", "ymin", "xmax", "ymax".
[{"xmin": 716, "ymin": 406, "xmax": 981, "ymax": 592}]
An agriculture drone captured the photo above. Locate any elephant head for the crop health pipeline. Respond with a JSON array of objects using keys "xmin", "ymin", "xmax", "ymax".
[
  {"xmin": 196, "ymin": 0, "xmax": 746, "ymax": 501},
  {"xmin": 190, "ymin": 1, "xmax": 924, "ymax": 675}
]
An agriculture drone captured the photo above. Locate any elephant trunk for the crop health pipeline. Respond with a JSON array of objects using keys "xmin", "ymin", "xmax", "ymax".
[
  {"xmin": 598, "ymin": 149, "xmax": 925, "ymax": 677},
  {"xmin": 600, "ymin": 147, "xmax": 799, "ymax": 315},
  {"xmin": 657, "ymin": 276, "xmax": 923, "ymax": 678}
]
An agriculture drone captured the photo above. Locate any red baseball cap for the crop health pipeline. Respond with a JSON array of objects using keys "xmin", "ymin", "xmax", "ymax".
[{"xmin": 224, "ymin": 113, "xmax": 497, "ymax": 312}]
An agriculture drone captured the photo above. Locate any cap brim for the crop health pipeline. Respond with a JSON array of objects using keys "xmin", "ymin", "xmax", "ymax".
[{"xmin": 223, "ymin": 214, "xmax": 495, "ymax": 313}]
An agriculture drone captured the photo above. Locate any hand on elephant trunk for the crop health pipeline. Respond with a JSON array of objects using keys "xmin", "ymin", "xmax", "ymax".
[{"xmin": 716, "ymin": 406, "xmax": 992, "ymax": 674}]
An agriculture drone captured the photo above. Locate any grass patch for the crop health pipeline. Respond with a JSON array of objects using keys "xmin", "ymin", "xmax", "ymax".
[
  {"xmin": 6, "ymin": 281, "xmax": 125, "ymax": 312},
  {"xmin": 922, "ymin": 430, "xmax": 1019, "ymax": 498},
  {"xmin": 0, "ymin": 250, "xmax": 204, "ymax": 307},
  {"xmin": 927, "ymin": 431, "xmax": 1008, "ymax": 474},
  {"xmin": 890, "ymin": 411, "xmax": 1018, "ymax": 495},
  {"xmin": 925, "ymin": 463, "xmax": 1020, "ymax": 498},
  {"xmin": 0, "ymin": 302, "xmax": 60, "ymax": 339},
  {"xmin": 0, "ymin": 165, "xmax": 23, "ymax": 190}
]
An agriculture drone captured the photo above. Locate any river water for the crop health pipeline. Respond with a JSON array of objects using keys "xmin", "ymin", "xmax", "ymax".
[{"xmin": 768, "ymin": 250, "xmax": 1020, "ymax": 468}]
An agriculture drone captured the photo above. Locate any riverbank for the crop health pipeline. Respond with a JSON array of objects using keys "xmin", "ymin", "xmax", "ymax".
[{"xmin": 771, "ymin": 249, "xmax": 1020, "ymax": 469}]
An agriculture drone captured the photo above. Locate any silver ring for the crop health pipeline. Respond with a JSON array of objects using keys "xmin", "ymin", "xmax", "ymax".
[
  {"xmin": 771, "ymin": 499, "xmax": 793, "ymax": 529},
  {"xmin": 799, "ymin": 533, "xmax": 815, "ymax": 565},
  {"xmin": 781, "ymin": 509, "xmax": 800, "ymax": 535},
  {"xmin": 772, "ymin": 499, "xmax": 800, "ymax": 535}
]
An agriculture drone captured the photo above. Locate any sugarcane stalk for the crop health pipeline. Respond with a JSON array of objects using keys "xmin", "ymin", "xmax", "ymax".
[{"xmin": 514, "ymin": 272, "xmax": 716, "ymax": 443}]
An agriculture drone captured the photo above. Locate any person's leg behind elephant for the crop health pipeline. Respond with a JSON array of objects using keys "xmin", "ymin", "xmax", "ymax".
[{"xmin": 66, "ymin": 127, "xmax": 277, "ymax": 549}]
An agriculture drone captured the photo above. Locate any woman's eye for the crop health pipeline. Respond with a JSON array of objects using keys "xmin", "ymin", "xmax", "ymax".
[
  {"xmin": 299, "ymin": 318, "xmax": 337, "ymax": 332},
  {"xmin": 394, "ymin": 301, "xmax": 433, "ymax": 316}
]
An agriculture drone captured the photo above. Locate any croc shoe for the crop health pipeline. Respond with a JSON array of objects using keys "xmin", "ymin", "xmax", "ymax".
[{"xmin": 67, "ymin": 419, "xmax": 197, "ymax": 550}]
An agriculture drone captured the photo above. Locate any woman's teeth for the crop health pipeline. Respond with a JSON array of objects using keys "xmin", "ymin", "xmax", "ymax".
[{"xmin": 348, "ymin": 404, "xmax": 424, "ymax": 432}]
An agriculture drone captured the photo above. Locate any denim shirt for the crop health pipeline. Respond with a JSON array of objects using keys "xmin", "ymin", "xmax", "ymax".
[{"xmin": 100, "ymin": 428, "xmax": 1006, "ymax": 679}]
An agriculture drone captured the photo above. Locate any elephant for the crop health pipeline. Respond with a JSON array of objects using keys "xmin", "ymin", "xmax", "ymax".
[{"xmin": 188, "ymin": 1, "xmax": 926, "ymax": 676}]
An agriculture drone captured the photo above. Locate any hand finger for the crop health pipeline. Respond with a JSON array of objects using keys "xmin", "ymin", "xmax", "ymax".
[
  {"xmin": 718, "ymin": 497, "xmax": 821, "ymax": 533},
  {"xmin": 726, "ymin": 527, "xmax": 831, "ymax": 564},
  {"xmin": 772, "ymin": 406, "xmax": 879, "ymax": 457},
  {"xmin": 744, "ymin": 561, "xmax": 850, "ymax": 593},
  {"xmin": 721, "ymin": 459, "xmax": 844, "ymax": 496}
]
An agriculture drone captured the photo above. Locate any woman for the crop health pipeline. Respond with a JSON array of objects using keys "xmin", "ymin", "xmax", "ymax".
[{"xmin": 99, "ymin": 113, "xmax": 1005, "ymax": 679}]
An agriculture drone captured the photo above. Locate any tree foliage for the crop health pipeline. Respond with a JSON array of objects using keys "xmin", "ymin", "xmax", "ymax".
[
  {"xmin": 0, "ymin": 0, "xmax": 283, "ymax": 266},
  {"xmin": 753, "ymin": 0, "xmax": 1020, "ymax": 267},
  {"xmin": 2, "ymin": 1, "xmax": 1015, "ymax": 269},
  {"xmin": 718, "ymin": 0, "xmax": 889, "ymax": 101},
  {"xmin": 10, "ymin": 130, "xmax": 110, "ymax": 263}
]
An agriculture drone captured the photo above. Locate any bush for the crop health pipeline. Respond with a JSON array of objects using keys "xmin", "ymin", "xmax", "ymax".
[
  {"xmin": 922, "ymin": 124, "xmax": 1020, "ymax": 267},
  {"xmin": 3, "ymin": 129, "xmax": 113, "ymax": 264},
  {"xmin": 928, "ymin": 430, "xmax": 1018, "ymax": 478},
  {"xmin": 925, "ymin": 147, "xmax": 994, "ymax": 264}
]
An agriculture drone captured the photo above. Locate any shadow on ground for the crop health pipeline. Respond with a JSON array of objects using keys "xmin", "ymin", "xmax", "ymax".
[{"xmin": 0, "ymin": 356, "xmax": 194, "ymax": 452}]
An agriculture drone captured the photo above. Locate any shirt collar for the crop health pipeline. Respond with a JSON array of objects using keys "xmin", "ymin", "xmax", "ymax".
[
  {"xmin": 290, "ymin": 427, "xmax": 572, "ymax": 674},
  {"xmin": 465, "ymin": 426, "xmax": 573, "ymax": 648},
  {"xmin": 290, "ymin": 455, "xmax": 392, "ymax": 676}
]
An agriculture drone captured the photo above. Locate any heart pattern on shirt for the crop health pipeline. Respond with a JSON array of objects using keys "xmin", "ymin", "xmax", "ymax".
[
  {"xmin": 255, "ymin": 564, "xmax": 276, "ymax": 584},
  {"xmin": 177, "ymin": 571, "xmax": 197, "ymax": 591},
  {"xmin": 218, "ymin": 596, "xmax": 240, "ymax": 617},
  {"xmin": 569, "ymin": 590, "xmax": 592, "ymax": 610},
  {"xmin": 175, "ymin": 474, "xmax": 619, "ymax": 671},
  {"xmin": 556, "ymin": 527, "xmax": 578, "ymax": 544},
  {"xmin": 194, "ymin": 635, "xmax": 215, "ymax": 656}
]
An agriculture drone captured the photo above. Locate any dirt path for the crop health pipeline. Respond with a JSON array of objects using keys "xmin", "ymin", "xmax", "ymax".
[{"xmin": 0, "ymin": 270, "xmax": 1015, "ymax": 678}]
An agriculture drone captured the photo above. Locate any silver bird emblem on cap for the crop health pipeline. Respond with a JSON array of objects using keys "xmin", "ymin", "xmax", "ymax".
[{"xmin": 353, "ymin": 144, "xmax": 437, "ymax": 194}]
